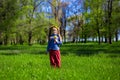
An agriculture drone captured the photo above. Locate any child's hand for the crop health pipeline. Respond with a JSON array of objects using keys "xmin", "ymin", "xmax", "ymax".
[
  {"xmin": 54, "ymin": 36, "xmax": 58, "ymax": 43},
  {"xmin": 54, "ymin": 39, "xmax": 58, "ymax": 43},
  {"xmin": 54, "ymin": 36, "xmax": 57, "ymax": 39}
]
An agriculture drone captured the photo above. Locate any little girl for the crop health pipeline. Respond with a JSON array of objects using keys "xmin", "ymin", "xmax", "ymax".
[{"xmin": 47, "ymin": 26, "xmax": 62, "ymax": 68}]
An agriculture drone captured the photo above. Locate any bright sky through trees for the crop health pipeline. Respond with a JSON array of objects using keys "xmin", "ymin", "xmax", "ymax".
[{"xmin": 37, "ymin": 0, "xmax": 83, "ymax": 17}]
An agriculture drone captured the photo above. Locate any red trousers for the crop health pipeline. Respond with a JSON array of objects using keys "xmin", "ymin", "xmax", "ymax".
[{"xmin": 49, "ymin": 50, "xmax": 61, "ymax": 68}]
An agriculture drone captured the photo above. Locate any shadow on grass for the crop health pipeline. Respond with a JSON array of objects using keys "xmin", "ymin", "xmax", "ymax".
[
  {"xmin": 0, "ymin": 43, "xmax": 120, "ymax": 57},
  {"xmin": 61, "ymin": 50, "xmax": 99, "ymax": 56},
  {"xmin": 0, "ymin": 53, "xmax": 19, "ymax": 56},
  {"xmin": 106, "ymin": 54, "xmax": 120, "ymax": 58},
  {"xmin": 61, "ymin": 43, "xmax": 120, "ymax": 56}
]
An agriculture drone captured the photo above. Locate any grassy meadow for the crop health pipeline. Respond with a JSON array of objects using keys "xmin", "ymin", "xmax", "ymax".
[{"xmin": 0, "ymin": 42, "xmax": 120, "ymax": 80}]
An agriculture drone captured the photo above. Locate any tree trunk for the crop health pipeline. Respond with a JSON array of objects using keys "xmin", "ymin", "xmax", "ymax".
[
  {"xmin": 15, "ymin": 33, "xmax": 19, "ymax": 45},
  {"xmin": 72, "ymin": 36, "xmax": 75, "ymax": 43},
  {"xmin": 96, "ymin": 37, "xmax": 98, "ymax": 42},
  {"xmin": 115, "ymin": 30, "xmax": 118, "ymax": 42},
  {"xmin": 0, "ymin": 32, "xmax": 2, "ymax": 45},
  {"xmin": 81, "ymin": 27, "xmax": 84, "ymax": 43},
  {"xmin": 92, "ymin": 37, "xmax": 94, "ymax": 42},
  {"xmin": 97, "ymin": 29, "xmax": 100, "ymax": 44},
  {"xmin": 104, "ymin": 33, "xmax": 107, "ymax": 43},
  {"xmin": 95, "ymin": 17, "xmax": 100, "ymax": 44},
  {"xmin": 108, "ymin": 33, "xmax": 112, "ymax": 44},
  {"xmin": 107, "ymin": 0, "xmax": 113, "ymax": 44},
  {"xmin": 19, "ymin": 35, "xmax": 24, "ymax": 45},
  {"xmin": 63, "ymin": 29, "xmax": 66, "ymax": 43},
  {"xmin": 96, "ymin": 4, "xmax": 100, "ymax": 44},
  {"xmin": 64, "ymin": 18, "xmax": 67, "ymax": 43},
  {"xmin": 84, "ymin": 34, "xmax": 87, "ymax": 43},
  {"xmin": 28, "ymin": 31, "xmax": 32, "ymax": 45},
  {"xmin": 101, "ymin": 36, "xmax": 104, "ymax": 43},
  {"xmin": 4, "ymin": 34, "xmax": 8, "ymax": 45},
  {"xmin": 0, "ymin": 41, "xmax": 2, "ymax": 45}
]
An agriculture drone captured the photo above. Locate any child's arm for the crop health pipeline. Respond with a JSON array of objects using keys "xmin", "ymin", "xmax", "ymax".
[
  {"xmin": 54, "ymin": 29, "xmax": 62, "ymax": 45},
  {"xmin": 55, "ymin": 34, "xmax": 62, "ymax": 45}
]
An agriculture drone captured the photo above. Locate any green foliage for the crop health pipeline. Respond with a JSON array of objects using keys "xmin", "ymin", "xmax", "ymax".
[
  {"xmin": 0, "ymin": 0, "xmax": 120, "ymax": 45},
  {"xmin": 0, "ymin": 0, "xmax": 19, "ymax": 28},
  {"xmin": 49, "ymin": 18, "xmax": 59, "ymax": 27}
]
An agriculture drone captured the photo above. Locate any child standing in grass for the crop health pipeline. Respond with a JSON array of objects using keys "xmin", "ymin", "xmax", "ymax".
[{"xmin": 47, "ymin": 26, "xmax": 62, "ymax": 68}]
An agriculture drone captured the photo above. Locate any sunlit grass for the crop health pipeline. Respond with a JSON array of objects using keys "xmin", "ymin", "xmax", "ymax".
[
  {"xmin": 0, "ymin": 54, "xmax": 119, "ymax": 80},
  {"xmin": 0, "ymin": 42, "xmax": 120, "ymax": 80}
]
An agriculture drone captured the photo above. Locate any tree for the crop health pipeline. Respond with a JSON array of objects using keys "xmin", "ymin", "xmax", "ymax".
[
  {"xmin": 112, "ymin": 0, "xmax": 120, "ymax": 42},
  {"xmin": 107, "ymin": 0, "xmax": 113, "ymax": 44},
  {"xmin": 48, "ymin": 0, "xmax": 69, "ymax": 42},
  {"xmin": 0, "ymin": 0, "xmax": 20, "ymax": 45},
  {"xmin": 83, "ymin": 0, "xmax": 105, "ymax": 44},
  {"xmin": 18, "ymin": 0, "xmax": 48, "ymax": 45}
]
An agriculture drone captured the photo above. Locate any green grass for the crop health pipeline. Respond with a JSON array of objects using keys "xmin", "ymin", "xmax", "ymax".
[{"xmin": 0, "ymin": 42, "xmax": 120, "ymax": 80}]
